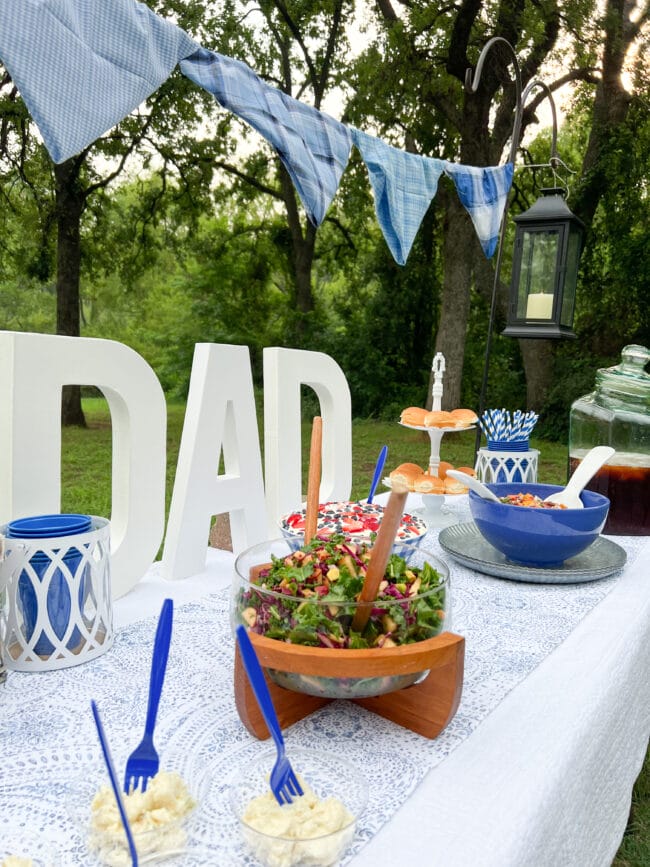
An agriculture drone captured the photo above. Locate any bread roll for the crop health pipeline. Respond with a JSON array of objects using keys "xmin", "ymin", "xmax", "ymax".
[
  {"xmin": 437, "ymin": 460, "xmax": 453, "ymax": 480},
  {"xmin": 394, "ymin": 462, "xmax": 423, "ymax": 475},
  {"xmin": 450, "ymin": 408, "xmax": 478, "ymax": 427},
  {"xmin": 424, "ymin": 410, "xmax": 455, "ymax": 428},
  {"xmin": 400, "ymin": 406, "xmax": 428, "ymax": 427},
  {"xmin": 456, "ymin": 466, "xmax": 476, "ymax": 477},
  {"xmin": 444, "ymin": 475, "xmax": 468, "ymax": 494},
  {"xmin": 413, "ymin": 474, "xmax": 444, "ymax": 494},
  {"xmin": 389, "ymin": 463, "xmax": 423, "ymax": 490}
]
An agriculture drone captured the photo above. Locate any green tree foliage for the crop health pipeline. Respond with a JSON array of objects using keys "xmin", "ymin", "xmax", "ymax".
[{"xmin": 1, "ymin": 0, "xmax": 649, "ymax": 429}]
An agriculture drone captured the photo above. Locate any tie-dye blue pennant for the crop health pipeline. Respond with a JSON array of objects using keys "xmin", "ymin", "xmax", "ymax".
[{"xmin": 351, "ymin": 128, "xmax": 445, "ymax": 265}]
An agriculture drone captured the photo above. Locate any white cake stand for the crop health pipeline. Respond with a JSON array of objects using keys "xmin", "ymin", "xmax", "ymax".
[{"xmin": 386, "ymin": 353, "xmax": 475, "ymax": 528}]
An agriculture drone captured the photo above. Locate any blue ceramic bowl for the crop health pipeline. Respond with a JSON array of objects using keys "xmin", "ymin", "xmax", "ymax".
[{"xmin": 468, "ymin": 482, "xmax": 610, "ymax": 567}]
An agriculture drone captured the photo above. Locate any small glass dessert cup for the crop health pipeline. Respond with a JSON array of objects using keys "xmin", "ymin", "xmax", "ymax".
[
  {"xmin": 229, "ymin": 746, "xmax": 369, "ymax": 867},
  {"xmin": 70, "ymin": 766, "xmax": 209, "ymax": 866},
  {"xmin": 231, "ymin": 537, "xmax": 451, "ymax": 699}
]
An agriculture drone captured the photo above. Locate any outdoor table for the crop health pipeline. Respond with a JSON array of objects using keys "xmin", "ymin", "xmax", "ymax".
[{"xmin": 2, "ymin": 494, "xmax": 649, "ymax": 866}]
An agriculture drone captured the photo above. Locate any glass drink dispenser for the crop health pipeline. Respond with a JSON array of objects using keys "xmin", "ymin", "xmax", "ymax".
[{"xmin": 569, "ymin": 345, "xmax": 650, "ymax": 535}]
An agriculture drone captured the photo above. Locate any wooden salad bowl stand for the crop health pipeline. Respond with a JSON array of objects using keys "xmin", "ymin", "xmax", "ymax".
[{"xmin": 234, "ymin": 629, "xmax": 465, "ymax": 740}]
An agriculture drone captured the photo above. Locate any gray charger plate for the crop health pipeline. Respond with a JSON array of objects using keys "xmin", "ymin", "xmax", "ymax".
[{"xmin": 438, "ymin": 521, "xmax": 627, "ymax": 584}]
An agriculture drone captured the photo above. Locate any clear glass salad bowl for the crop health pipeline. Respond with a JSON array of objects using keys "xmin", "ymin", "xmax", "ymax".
[
  {"xmin": 231, "ymin": 536, "xmax": 451, "ymax": 699},
  {"xmin": 229, "ymin": 745, "xmax": 369, "ymax": 867}
]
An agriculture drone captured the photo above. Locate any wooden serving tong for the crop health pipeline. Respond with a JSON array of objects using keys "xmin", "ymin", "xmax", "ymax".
[
  {"xmin": 304, "ymin": 416, "xmax": 322, "ymax": 544},
  {"xmin": 351, "ymin": 482, "xmax": 409, "ymax": 633}
]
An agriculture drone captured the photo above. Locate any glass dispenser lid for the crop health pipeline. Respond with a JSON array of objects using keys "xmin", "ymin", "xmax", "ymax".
[{"xmin": 596, "ymin": 344, "xmax": 650, "ymax": 402}]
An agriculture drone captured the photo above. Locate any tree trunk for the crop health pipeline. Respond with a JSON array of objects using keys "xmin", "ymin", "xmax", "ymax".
[
  {"xmin": 279, "ymin": 163, "xmax": 316, "ymax": 339},
  {"xmin": 54, "ymin": 159, "xmax": 86, "ymax": 427},
  {"xmin": 433, "ymin": 195, "xmax": 477, "ymax": 410},
  {"xmin": 572, "ymin": 0, "xmax": 634, "ymax": 228},
  {"xmin": 519, "ymin": 338, "xmax": 555, "ymax": 409}
]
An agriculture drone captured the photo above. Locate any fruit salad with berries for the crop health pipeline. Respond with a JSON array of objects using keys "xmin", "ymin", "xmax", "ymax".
[{"xmin": 280, "ymin": 501, "xmax": 427, "ymax": 544}]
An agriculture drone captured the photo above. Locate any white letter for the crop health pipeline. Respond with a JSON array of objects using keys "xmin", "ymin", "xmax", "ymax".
[
  {"xmin": 0, "ymin": 331, "xmax": 166, "ymax": 598},
  {"xmin": 263, "ymin": 347, "xmax": 352, "ymax": 527},
  {"xmin": 161, "ymin": 343, "xmax": 268, "ymax": 579}
]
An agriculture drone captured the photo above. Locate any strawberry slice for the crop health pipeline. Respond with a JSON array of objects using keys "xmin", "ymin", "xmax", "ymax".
[{"xmin": 341, "ymin": 519, "xmax": 364, "ymax": 532}]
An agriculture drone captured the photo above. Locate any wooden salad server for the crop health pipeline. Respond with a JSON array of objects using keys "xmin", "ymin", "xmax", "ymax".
[
  {"xmin": 350, "ymin": 482, "xmax": 409, "ymax": 633},
  {"xmin": 304, "ymin": 415, "xmax": 323, "ymax": 543}
]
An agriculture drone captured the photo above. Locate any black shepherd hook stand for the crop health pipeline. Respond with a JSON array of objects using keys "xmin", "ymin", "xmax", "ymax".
[{"xmin": 466, "ymin": 37, "xmax": 562, "ymax": 457}]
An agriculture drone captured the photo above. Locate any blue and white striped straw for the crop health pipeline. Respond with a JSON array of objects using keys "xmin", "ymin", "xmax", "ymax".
[{"xmin": 481, "ymin": 408, "xmax": 539, "ymax": 443}]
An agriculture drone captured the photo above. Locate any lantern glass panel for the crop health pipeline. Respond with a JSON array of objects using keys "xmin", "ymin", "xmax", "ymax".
[
  {"xmin": 560, "ymin": 227, "xmax": 581, "ymax": 327},
  {"xmin": 515, "ymin": 228, "xmax": 560, "ymax": 320}
]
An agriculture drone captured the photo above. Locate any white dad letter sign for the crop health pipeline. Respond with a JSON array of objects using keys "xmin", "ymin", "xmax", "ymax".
[
  {"xmin": 0, "ymin": 331, "xmax": 166, "ymax": 598},
  {"xmin": 263, "ymin": 347, "xmax": 352, "ymax": 527},
  {"xmin": 0, "ymin": 333, "xmax": 353, "ymax": 592}
]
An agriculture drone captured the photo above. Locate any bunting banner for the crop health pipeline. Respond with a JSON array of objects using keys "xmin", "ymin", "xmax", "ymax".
[{"xmin": 0, "ymin": 0, "xmax": 514, "ymax": 261}]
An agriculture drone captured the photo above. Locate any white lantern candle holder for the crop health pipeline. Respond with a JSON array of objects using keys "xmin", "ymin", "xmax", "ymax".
[
  {"xmin": 0, "ymin": 517, "xmax": 113, "ymax": 671},
  {"xmin": 475, "ymin": 445, "xmax": 540, "ymax": 484}
]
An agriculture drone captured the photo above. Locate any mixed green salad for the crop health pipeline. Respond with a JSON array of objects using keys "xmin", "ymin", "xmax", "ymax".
[{"xmin": 235, "ymin": 534, "xmax": 447, "ymax": 649}]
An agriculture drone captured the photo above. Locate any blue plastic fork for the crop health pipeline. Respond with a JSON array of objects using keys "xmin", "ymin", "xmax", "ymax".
[
  {"xmin": 236, "ymin": 625, "xmax": 304, "ymax": 805},
  {"xmin": 91, "ymin": 700, "xmax": 139, "ymax": 867},
  {"xmin": 367, "ymin": 445, "xmax": 388, "ymax": 504},
  {"xmin": 123, "ymin": 598, "xmax": 174, "ymax": 794}
]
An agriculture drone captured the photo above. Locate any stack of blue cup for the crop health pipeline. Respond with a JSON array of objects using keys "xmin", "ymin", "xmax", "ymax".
[
  {"xmin": 486, "ymin": 439, "xmax": 531, "ymax": 482},
  {"xmin": 7, "ymin": 514, "xmax": 92, "ymax": 656}
]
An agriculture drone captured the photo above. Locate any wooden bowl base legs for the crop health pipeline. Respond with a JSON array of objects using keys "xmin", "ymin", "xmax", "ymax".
[{"xmin": 234, "ymin": 635, "xmax": 464, "ymax": 740}]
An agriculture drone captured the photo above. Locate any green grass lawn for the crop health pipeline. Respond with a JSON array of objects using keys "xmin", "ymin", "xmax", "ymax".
[
  {"xmin": 60, "ymin": 398, "xmax": 568, "ymax": 515},
  {"xmin": 60, "ymin": 398, "xmax": 648, "ymax": 862}
]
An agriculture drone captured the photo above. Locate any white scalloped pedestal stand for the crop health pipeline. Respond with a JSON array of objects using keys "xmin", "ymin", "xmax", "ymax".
[
  {"xmin": 393, "ymin": 354, "xmax": 475, "ymax": 528},
  {"xmin": 475, "ymin": 448, "xmax": 540, "ymax": 484},
  {"xmin": 0, "ymin": 517, "xmax": 113, "ymax": 671}
]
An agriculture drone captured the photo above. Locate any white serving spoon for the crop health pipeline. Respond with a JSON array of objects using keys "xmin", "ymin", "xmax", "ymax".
[
  {"xmin": 446, "ymin": 470, "xmax": 501, "ymax": 503},
  {"xmin": 543, "ymin": 445, "xmax": 615, "ymax": 509}
]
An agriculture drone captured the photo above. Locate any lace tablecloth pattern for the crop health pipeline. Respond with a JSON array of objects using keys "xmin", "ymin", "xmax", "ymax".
[{"xmin": 1, "ymin": 515, "xmax": 645, "ymax": 866}]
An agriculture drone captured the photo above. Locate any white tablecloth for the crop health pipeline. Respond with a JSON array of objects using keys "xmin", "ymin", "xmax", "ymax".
[{"xmin": 2, "ymin": 495, "xmax": 650, "ymax": 866}]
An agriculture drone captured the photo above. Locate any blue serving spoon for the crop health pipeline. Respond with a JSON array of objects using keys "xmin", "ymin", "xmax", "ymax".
[
  {"xmin": 367, "ymin": 445, "xmax": 388, "ymax": 504},
  {"xmin": 90, "ymin": 700, "xmax": 139, "ymax": 867}
]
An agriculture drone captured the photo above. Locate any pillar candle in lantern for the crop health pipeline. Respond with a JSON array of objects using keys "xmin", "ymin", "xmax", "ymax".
[{"xmin": 526, "ymin": 292, "xmax": 554, "ymax": 319}]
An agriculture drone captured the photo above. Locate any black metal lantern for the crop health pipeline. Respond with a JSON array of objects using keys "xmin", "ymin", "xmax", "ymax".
[{"xmin": 502, "ymin": 188, "xmax": 585, "ymax": 339}]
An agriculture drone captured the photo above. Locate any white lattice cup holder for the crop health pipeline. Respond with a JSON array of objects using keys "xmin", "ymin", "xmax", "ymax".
[
  {"xmin": 475, "ymin": 444, "xmax": 540, "ymax": 485},
  {"xmin": 0, "ymin": 517, "xmax": 113, "ymax": 671}
]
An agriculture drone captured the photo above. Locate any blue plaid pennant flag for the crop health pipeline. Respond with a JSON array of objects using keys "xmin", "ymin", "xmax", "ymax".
[
  {"xmin": 0, "ymin": 0, "xmax": 199, "ymax": 163},
  {"xmin": 351, "ymin": 128, "xmax": 445, "ymax": 265},
  {"xmin": 181, "ymin": 48, "xmax": 352, "ymax": 227},
  {"xmin": 443, "ymin": 162, "xmax": 515, "ymax": 257}
]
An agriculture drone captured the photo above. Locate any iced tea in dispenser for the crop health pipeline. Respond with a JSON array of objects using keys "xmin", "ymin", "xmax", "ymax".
[{"xmin": 569, "ymin": 344, "xmax": 650, "ymax": 535}]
